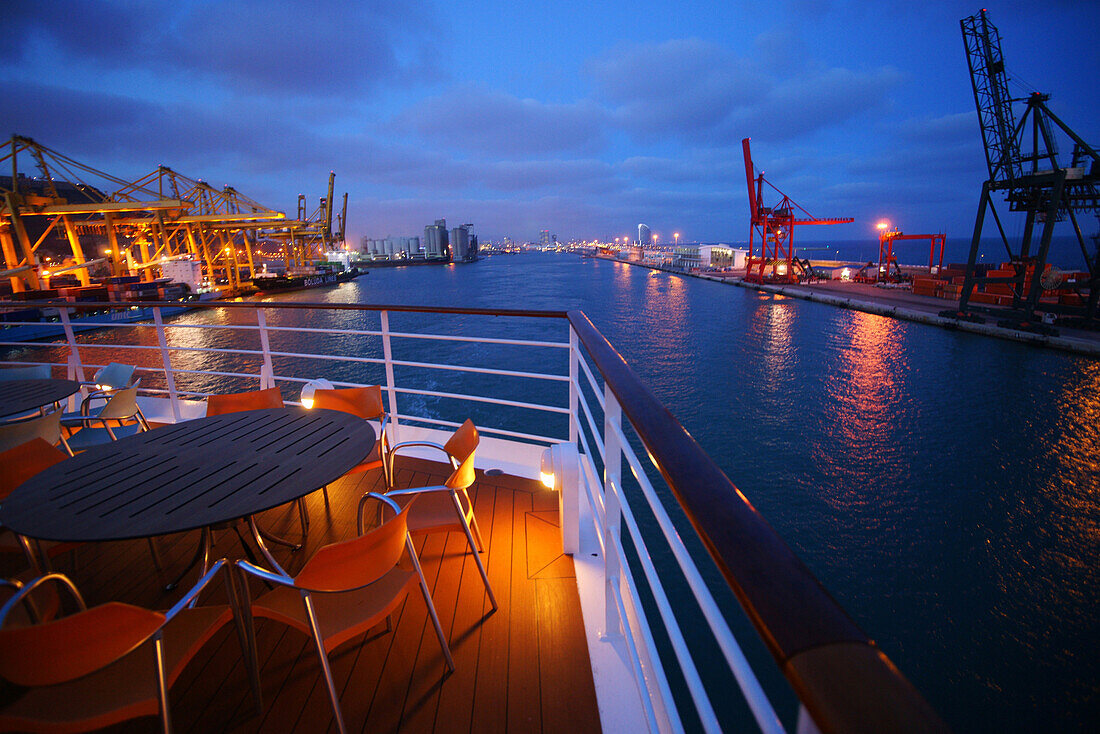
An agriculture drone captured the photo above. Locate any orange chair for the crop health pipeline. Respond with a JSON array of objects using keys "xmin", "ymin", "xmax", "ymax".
[
  {"xmin": 204, "ymin": 386, "xmax": 284, "ymax": 416},
  {"xmin": 372, "ymin": 419, "xmax": 496, "ymax": 610},
  {"xmin": 311, "ymin": 385, "xmax": 390, "ymax": 486},
  {"xmin": 235, "ymin": 494, "xmax": 453, "ymax": 734},
  {"xmin": 0, "ymin": 560, "xmax": 257, "ymax": 733},
  {"xmin": 0, "ymin": 438, "xmax": 80, "ymax": 571}
]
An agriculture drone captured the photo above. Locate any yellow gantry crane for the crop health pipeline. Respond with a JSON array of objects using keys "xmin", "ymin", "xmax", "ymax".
[
  {"xmin": 0, "ymin": 136, "xmax": 348, "ymax": 295},
  {"xmin": 0, "ymin": 136, "xmax": 191, "ymax": 291}
]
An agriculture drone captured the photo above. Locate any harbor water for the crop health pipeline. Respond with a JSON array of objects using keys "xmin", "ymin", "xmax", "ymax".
[{"xmin": 21, "ymin": 252, "xmax": 1099, "ymax": 731}]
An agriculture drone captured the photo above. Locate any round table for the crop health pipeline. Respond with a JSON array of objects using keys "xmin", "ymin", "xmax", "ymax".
[
  {"xmin": 0, "ymin": 378, "xmax": 81, "ymax": 419},
  {"xmin": 2, "ymin": 407, "xmax": 375, "ymax": 543}
]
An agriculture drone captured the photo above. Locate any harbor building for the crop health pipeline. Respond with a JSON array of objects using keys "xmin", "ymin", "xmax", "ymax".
[
  {"xmin": 360, "ymin": 236, "xmax": 423, "ymax": 259},
  {"xmin": 637, "ymin": 223, "xmax": 651, "ymax": 247},
  {"xmin": 674, "ymin": 244, "xmax": 747, "ymax": 271},
  {"xmin": 424, "ymin": 219, "xmax": 448, "ymax": 258},
  {"xmin": 449, "ymin": 223, "xmax": 479, "ymax": 263}
]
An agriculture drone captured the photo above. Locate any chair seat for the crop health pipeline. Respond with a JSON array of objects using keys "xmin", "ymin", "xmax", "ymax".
[
  {"xmin": 393, "ymin": 491, "xmax": 475, "ymax": 536},
  {"xmin": 0, "ymin": 605, "xmax": 231, "ymax": 733},
  {"xmin": 65, "ymin": 423, "xmax": 145, "ymax": 451},
  {"xmin": 250, "ymin": 566, "xmax": 417, "ymax": 654},
  {"xmin": 59, "ymin": 406, "xmax": 105, "ymax": 426}
]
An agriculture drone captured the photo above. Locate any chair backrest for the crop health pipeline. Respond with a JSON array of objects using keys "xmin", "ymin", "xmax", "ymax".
[
  {"xmin": 0, "ymin": 410, "xmax": 62, "ymax": 454},
  {"xmin": 444, "ymin": 419, "xmax": 478, "ymax": 464},
  {"xmin": 311, "ymin": 385, "xmax": 384, "ymax": 420},
  {"xmin": 93, "ymin": 363, "xmax": 136, "ymax": 390},
  {"xmin": 0, "ymin": 365, "xmax": 50, "ymax": 381},
  {"xmin": 96, "ymin": 384, "xmax": 142, "ymax": 421},
  {"xmin": 205, "ymin": 387, "xmax": 284, "ymax": 416},
  {"xmin": 444, "ymin": 449, "xmax": 477, "ymax": 491},
  {"xmin": 0, "ymin": 438, "xmax": 68, "ymax": 500},
  {"xmin": 0, "ymin": 601, "xmax": 165, "ymax": 687},
  {"xmin": 293, "ymin": 502, "xmax": 415, "ymax": 593}
]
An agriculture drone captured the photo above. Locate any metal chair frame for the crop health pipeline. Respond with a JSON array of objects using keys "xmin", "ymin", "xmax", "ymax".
[
  {"xmin": 235, "ymin": 493, "xmax": 454, "ymax": 734},
  {"xmin": 62, "ymin": 382, "xmax": 150, "ymax": 445},
  {"xmin": 0, "ymin": 560, "xmax": 256, "ymax": 734},
  {"xmin": 370, "ymin": 426, "xmax": 496, "ymax": 611}
]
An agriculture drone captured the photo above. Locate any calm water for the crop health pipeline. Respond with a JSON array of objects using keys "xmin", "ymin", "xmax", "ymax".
[{"xmin": 19, "ymin": 253, "xmax": 1098, "ymax": 731}]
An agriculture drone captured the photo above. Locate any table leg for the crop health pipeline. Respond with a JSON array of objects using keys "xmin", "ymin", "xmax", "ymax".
[
  {"xmin": 258, "ymin": 524, "xmax": 302, "ymax": 552},
  {"xmin": 226, "ymin": 563, "xmax": 264, "ymax": 716},
  {"xmin": 248, "ymin": 516, "xmax": 290, "ymax": 577},
  {"xmin": 165, "ymin": 526, "xmax": 212, "ymax": 592},
  {"xmin": 17, "ymin": 535, "xmax": 46, "ymax": 576}
]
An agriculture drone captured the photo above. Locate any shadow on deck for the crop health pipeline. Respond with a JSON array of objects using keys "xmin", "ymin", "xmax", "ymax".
[{"xmin": 1, "ymin": 457, "xmax": 602, "ymax": 733}]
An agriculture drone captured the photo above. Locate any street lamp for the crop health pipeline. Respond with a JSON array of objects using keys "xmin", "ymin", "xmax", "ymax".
[{"xmin": 674, "ymin": 232, "xmax": 680, "ymax": 246}]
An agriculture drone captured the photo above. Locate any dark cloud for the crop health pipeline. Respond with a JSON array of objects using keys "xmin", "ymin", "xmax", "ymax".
[
  {"xmin": 0, "ymin": 80, "xmax": 331, "ymax": 207},
  {"xmin": 479, "ymin": 159, "xmax": 617, "ymax": 193},
  {"xmin": 393, "ymin": 86, "xmax": 606, "ymax": 157},
  {"xmin": 0, "ymin": 0, "xmax": 441, "ymax": 97},
  {"xmin": 588, "ymin": 38, "xmax": 900, "ymax": 143},
  {"xmin": 620, "ymin": 153, "xmax": 742, "ymax": 185}
]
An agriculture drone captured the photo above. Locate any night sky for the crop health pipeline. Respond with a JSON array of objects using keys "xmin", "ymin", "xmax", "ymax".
[{"xmin": 2, "ymin": 1, "xmax": 1097, "ymax": 245}]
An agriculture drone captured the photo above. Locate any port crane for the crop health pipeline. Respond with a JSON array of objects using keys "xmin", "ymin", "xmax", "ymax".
[
  {"xmin": 0, "ymin": 136, "xmax": 345, "ymax": 295},
  {"xmin": 953, "ymin": 10, "xmax": 1099, "ymax": 329},
  {"xmin": 873, "ymin": 225, "xmax": 946, "ymax": 282},
  {"xmin": 742, "ymin": 137, "xmax": 852, "ymax": 283}
]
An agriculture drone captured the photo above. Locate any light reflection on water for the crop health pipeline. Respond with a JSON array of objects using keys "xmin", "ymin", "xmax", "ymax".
[{"xmin": 12, "ymin": 254, "xmax": 1098, "ymax": 731}]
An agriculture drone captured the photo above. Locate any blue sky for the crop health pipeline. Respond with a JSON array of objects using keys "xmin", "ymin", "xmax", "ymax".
[{"xmin": 2, "ymin": 0, "xmax": 1097, "ymax": 245}]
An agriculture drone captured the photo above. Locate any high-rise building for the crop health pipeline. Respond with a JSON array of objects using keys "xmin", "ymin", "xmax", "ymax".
[
  {"xmin": 637, "ymin": 223, "xmax": 651, "ymax": 247},
  {"xmin": 539, "ymin": 230, "xmax": 552, "ymax": 248}
]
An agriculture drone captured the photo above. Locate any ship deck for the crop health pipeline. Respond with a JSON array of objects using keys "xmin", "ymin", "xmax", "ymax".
[{"xmin": 0, "ymin": 454, "xmax": 602, "ymax": 734}]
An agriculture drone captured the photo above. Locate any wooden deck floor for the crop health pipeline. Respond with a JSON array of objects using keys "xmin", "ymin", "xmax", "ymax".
[{"xmin": 0, "ymin": 456, "xmax": 602, "ymax": 733}]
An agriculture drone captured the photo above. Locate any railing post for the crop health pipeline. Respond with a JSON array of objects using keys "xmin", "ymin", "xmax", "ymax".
[
  {"xmin": 58, "ymin": 307, "xmax": 85, "ymax": 382},
  {"xmin": 569, "ymin": 326, "xmax": 579, "ymax": 444},
  {"xmin": 602, "ymin": 385, "xmax": 622, "ymax": 639},
  {"xmin": 256, "ymin": 309, "xmax": 275, "ymax": 389},
  {"xmin": 380, "ymin": 310, "xmax": 399, "ymax": 435},
  {"xmin": 151, "ymin": 307, "xmax": 181, "ymax": 422}
]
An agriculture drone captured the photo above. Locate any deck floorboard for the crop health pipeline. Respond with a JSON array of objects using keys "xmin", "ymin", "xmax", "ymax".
[{"xmin": 1, "ymin": 456, "xmax": 602, "ymax": 733}]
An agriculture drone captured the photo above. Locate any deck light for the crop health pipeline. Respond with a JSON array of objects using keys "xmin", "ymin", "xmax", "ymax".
[
  {"xmin": 541, "ymin": 444, "xmax": 580, "ymax": 554},
  {"xmin": 540, "ymin": 448, "xmax": 556, "ymax": 489},
  {"xmin": 300, "ymin": 378, "xmax": 334, "ymax": 408}
]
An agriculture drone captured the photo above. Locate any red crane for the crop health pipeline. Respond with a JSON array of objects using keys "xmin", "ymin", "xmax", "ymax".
[
  {"xmin": 876, "ymin": 225, "xmax": 946, "ymax": 282},
  {"xmin": 742, "ymin": 138, "xmax": 853, "ymax": 283}
]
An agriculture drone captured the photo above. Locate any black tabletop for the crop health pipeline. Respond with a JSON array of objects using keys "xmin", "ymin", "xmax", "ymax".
[
  {"xmin": 0, "ymin": 378, "xmax": 81, "ymax": 418},
  {"xmin": 2, "ymin": 407, "xmax": 375, "ymax": 542}
]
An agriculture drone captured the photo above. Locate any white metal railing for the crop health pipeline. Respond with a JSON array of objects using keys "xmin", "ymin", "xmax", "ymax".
[
  {"xmin": 0, "ymin": 300, "xmax": 943, "ymax": 734},
  {"xmin": 0, "ymin": 303, "xmax": 779, "ymax": 731}
]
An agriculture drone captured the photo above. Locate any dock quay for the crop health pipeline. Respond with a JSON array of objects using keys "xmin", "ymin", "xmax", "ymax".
[{"xmin": 592, "ymin": 255, "xmax": 1100, "ymax": 357}]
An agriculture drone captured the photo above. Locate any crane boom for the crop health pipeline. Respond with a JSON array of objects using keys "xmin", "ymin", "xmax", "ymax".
[{"xmin": 961, "ymin": 10, "xmax": 1022, "ymax": 186}]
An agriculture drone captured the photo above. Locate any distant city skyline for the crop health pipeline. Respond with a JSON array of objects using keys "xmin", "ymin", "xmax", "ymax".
[{"xmin": 2, "ymin": 1, "xmax": 1097, "ymax": 246}]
